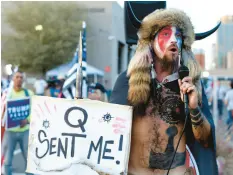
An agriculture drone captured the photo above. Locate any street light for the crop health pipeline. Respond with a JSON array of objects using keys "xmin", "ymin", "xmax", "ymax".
[{"xmin": 35, "ymin": 25, "xmax": 43, "ymax": 31}]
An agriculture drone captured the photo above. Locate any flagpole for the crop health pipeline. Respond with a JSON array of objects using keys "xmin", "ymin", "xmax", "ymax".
[
  {"xmin": 75, "ymin": 32, "xmax": 83, "ymax": 99},
  {"xmin": 61, "ymin": 21, "xmax": 87, "ymax": 99},
  {"xmin": 82, "ymin": 21, "xmax": 87, "ymax": 98}
]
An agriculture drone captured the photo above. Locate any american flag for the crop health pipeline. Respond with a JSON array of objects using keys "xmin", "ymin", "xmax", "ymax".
[
  {"xmin": 1, "ymin": 89, "xmax": 8, "ymax": 127},
  {"xmin": 1, "ymin": 66, "xmax": 18, "ymax": 168},
  {"xmin": 61, "ymin": 21, "xmax": 87, "ymax": 99}
]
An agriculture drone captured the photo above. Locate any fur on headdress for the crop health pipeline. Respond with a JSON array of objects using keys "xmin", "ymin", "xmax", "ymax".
[{"xmin": 127, "ymin": 8, "xmax": 202, "ymax": 107}]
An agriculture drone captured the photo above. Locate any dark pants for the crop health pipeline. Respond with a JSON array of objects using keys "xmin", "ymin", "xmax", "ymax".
[
  {"xmin": 227, "ymin": 110, "xmax": 233, "ymax": 130},
  {"xmin": 218, "ymin": 100, "xmax": 223, "ymax": 118}
]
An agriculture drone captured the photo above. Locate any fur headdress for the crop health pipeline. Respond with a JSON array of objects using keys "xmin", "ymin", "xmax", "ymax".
[{"xmin": 127, "ymin": 8, "xmax": 202, "ymax": 107}]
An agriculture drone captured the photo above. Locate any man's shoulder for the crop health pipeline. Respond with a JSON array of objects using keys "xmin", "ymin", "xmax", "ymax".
[
  {"xmin": 110, "ymin": 70, "xmax": 129, "ymax": 105},
  {"xmin": 113, "ymin": 70, "xmax": 129, "ymax": 90},
  {"xmin": 116, "ymin": 70, "xmax": 128, "ymax": 82}
]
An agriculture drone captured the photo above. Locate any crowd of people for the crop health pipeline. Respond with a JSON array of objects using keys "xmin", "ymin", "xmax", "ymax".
[
  {"xmin": 2, "ymin": 75, "xmax": 109, "ymax": 102},
  {"xmin": 204, "ymin": 80, "xmax": 233, "ymax": 174},
  {"xmin": 225, "ymin": 81, "xmax": 233, "ymax": 130},
  {"xmin": 206, "ymin": 80, "xmax": 233, "ymax": 129}
]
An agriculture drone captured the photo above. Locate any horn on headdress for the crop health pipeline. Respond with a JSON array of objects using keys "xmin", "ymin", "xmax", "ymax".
[
  {"xmin": 126, "ymin": 2, "xmax": 142, "ymax": 29},
  {"xmin": 126, "ymin": 1, "xmax": 221, "ymax": 40},
  {"xmin": 195, "ymin": 22, "xmax": 221, "ymax": 40}
]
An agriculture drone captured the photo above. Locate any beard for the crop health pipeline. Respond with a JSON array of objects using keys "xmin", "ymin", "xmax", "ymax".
[
  {"xmin": 156, "ymin": 53, "xmax": 179, "ymax": 73},
  {"xmin": 152, "ymin": 43, "xmax": 180, "ymax": 73}
]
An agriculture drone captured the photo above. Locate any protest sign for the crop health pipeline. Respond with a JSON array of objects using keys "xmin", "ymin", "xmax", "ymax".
[
  {"xmin": 6, "ymin": 98, "xmax": 30, "ymax": 129},
  {"xmin": 27, "ymin": 96, "xmax": 133, "ymax": 175}
]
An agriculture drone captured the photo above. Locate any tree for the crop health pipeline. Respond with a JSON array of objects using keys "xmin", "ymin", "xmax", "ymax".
[{"xmin": 2, "ymin": 2, "xmax": 87, "ymax": 74}]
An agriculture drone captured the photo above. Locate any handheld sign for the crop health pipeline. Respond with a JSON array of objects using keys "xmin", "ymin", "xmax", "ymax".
[
  {"xmin": 27, "ymin": 96, "xmax": 132, "ymax": 175},
  {"xmin": 6, "ymin": 98, "xmax": 30, "ymax": 129}
]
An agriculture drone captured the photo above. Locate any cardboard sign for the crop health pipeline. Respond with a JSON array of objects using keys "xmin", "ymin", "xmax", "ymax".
[
  {"xmin": 27, "ymin": 96, "xmax": 133, "ymax": 175},
  {"xmin": 6, "ymin": 98, "xmax": 30, "ymax": 129}
]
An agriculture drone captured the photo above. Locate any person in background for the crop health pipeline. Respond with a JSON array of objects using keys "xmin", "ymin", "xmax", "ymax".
[
  {"xmin": 44, "ymin": 80, "xmax": 61, "ymax": 98},
  {"xmin": 57, "ymin": 75, "xmax": 66, "ymax": 98},
  {"xmin": 33, "ymin": 76, "xmax": 47, "ymax": 96},
  {"xmin": 88, "ymin": 83, "xmax": 108, "ymax": 102},
  {"xmin": 217, "ymin": 81, "xmax": 227, "ymax": 119},
  {"xmin": 1, "ymin": 80, "xmax": 4, "ymax": 96},
  {"xmin": 2, "ymin": 71, "xmax": 34, "ymax": 175},
  {"xmin": 209, "ymin": 81, "xmax": 227, "ymax": 120},
  {"xmin": 205, "ymin": 81, "xmax": 213, "ymax": 109},
  {"xmin": 224, "ymin": 81, "xmax": 233, "ymax": 130}
]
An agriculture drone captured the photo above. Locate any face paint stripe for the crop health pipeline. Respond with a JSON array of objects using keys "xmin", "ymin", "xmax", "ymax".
[
  {"xmin": 158, "ymin": 27, "xmax": 172, "ymax": 53},
  {"xmin": 174, "ymin": 27, "xmax": 182, "ymax": 51},
  {"xmin": 155, "ymin": 35, "xmax": 164, "ymax": 58},
  {"xmin": 165, "ymin": 28, "xmax": 176, "ymax": 51},
  {"xmin": 156, "ymin": 26, "xmax": 173, "ymax": 56}
]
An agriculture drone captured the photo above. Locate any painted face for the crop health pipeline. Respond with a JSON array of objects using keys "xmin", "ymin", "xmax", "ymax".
[{"xmin": 154, "ymin": 26, "xmax": 182, "ymax": 58}]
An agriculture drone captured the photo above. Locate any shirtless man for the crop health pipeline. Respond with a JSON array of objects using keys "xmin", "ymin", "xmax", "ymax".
[{"xmin": 111, "ymin": 8, "xmax": 218, "ymax": 175}]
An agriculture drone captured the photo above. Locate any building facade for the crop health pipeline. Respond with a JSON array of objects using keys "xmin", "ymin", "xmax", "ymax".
[
  {"xmin": 227, "ymin": 50, "xmax": 233, "ymax": 69},
  {"xmin": 216, "ymin": 16, "xmax": 233, "ymax": 68},
  {"xmin": 193, "ymin": 48, "xmax": 205, "ymax": 70},
  {"xmin": 211, "ymin": 44, "xmax": 218, "ymax": 69},
  {"xmin": 76, "ymin": 1, "xmax": 132, "ymax": 90}
]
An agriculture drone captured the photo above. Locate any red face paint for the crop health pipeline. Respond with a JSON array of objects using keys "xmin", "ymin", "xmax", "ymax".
[{"xmin": 157, "ymin": 26, "xmax": 173, "ymax": 53}]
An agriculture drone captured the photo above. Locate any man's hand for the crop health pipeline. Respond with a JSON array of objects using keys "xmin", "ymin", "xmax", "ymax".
[
  {"xmin": 178, "ymin": 76, "xmax": 198, "ymax": 109},
  {"xmin": 20, "ymin": 119, "xmax": 29, "ymax": 128}
]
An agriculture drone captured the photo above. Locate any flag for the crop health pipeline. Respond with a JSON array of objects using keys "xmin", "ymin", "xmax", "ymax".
[
  {"xmin": 1, "ymin": 66, "xmax": 18, "ymax": 169},
  {"xmin": 61, "ymin": 21, "xmax": 87, "ymax": 99}
]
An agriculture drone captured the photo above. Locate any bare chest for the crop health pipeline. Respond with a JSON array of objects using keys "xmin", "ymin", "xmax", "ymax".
[{"xmin": 130, "ymin": 85, "xmax": 187, "ymax": 170}]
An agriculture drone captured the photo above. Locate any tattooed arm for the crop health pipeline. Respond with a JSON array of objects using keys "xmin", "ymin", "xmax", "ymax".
[
  {"xmin": 178, "ymin": 77, "xmax": 211, "ymax": 147},
  {"xmin": 189, "ymin": 107, "xmax": 211, "ymax": 146}
]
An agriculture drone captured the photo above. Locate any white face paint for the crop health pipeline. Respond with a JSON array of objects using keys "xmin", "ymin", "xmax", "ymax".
[{"xmin": 154, "ymin": 26, "xmax": 182, "ymax": 59}]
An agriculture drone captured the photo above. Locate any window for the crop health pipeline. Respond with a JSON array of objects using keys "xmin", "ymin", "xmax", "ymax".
[{"xmin": 118, "ymin": 42, "xmax": 124, "ymax": 74}]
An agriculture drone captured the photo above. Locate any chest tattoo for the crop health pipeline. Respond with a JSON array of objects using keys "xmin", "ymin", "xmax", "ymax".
[
  {"xmin": 149, "ymin": 126, "xmax": 186, "ymax": 169},
  {"xmin": 149, "ymin": 84, "xmax": 184, "ymax": 124}
]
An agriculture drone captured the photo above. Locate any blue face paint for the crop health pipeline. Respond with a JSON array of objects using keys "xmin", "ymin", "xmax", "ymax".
[{"xmin": 175, "ymin": 29, "xmax": 182, "ymax": 52}]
